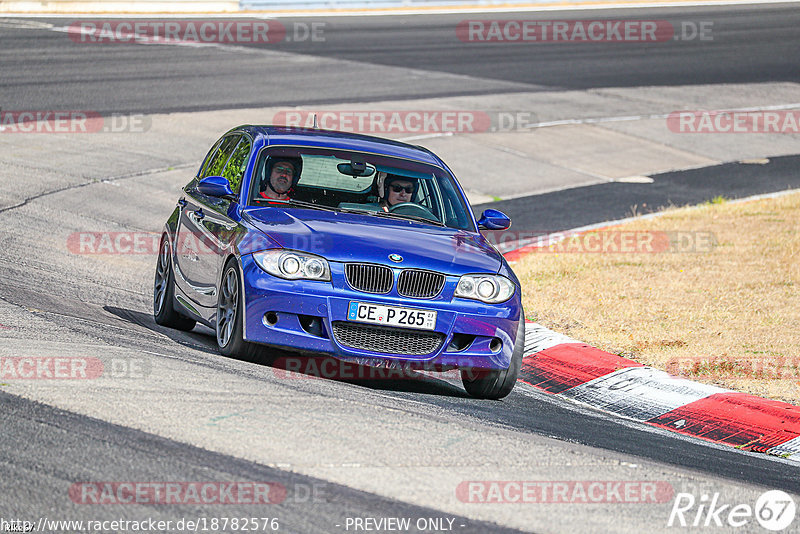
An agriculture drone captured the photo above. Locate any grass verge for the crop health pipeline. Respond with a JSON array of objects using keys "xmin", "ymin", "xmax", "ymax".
[{"xmin": 514, "ymin": 190, "xmax": 800, "ymax": 405}]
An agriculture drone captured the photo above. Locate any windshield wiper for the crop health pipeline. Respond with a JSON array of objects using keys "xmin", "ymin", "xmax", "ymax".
[
  {"xmin": 256, "ymin": 199, "xmax": 335, "ymax": 211},
  {"xmin": 336, "ymin": 207, "xmax": 380, "ymax": 215},
  {"xmin": 374, "ymin": 211, "xmax": 446, "ymax": 227}
]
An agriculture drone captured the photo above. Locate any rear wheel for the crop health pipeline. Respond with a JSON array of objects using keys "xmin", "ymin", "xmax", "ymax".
[
  {"xmin": 153, "ymin": 237, "xmax": 196, "ymax": 331},
  {"xmin": 216, "ymin": 260, "xmax": 262, "ymax": 361},
  {"xmin": 461, "ymin": 314, "xmax": 525, "ymax": 400}
]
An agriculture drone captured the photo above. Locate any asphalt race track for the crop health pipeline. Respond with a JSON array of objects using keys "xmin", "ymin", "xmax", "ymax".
[
  {"xmin": 481, "ymin": 154, "xmax": 800, "ymax": 235},
  {"xmin": 1, "ymin": 5, "xmax": 798, "ymax": 114},
  {"xmin": 1, "ymin": 4, "xmax": 799, "ymax": 533}
]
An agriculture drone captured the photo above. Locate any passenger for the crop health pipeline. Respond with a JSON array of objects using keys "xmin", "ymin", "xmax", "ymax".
[
  {"xmin": 377, "ymin": 173, "xmax": 417, "ymax": 212},
  {"xmin": 259, "ymin": 157, "xmax": 302, "ymax": 201}
]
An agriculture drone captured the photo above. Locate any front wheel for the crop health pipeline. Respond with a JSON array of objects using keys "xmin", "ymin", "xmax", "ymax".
[
  {"xmin": 216, "ymin": 260, "xmax": 261, "ymax": 361},
  {"xmin": 461, "ymin": 314, "xmax": 525, "ymax": 400}
]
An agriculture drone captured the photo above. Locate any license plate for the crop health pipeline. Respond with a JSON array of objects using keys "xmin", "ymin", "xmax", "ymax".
[{"xmin": 347, "ymin": 301, "xmax": 437, "ymax": 331}]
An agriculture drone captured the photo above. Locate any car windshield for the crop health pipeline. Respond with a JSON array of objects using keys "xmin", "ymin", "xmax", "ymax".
[{"xmin": 248, "ymin": 146, "xmax": 474, "ymax": 231}]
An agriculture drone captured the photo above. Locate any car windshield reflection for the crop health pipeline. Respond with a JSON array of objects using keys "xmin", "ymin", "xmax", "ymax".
[{"xmin": 248, "ymin": 147, "xmax": 473, "ymax": 231}]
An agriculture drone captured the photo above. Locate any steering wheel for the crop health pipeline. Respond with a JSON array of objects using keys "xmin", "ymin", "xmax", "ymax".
[{"xmin": 388, "ymin": 202, "xmax": 438, "ymax": 222}]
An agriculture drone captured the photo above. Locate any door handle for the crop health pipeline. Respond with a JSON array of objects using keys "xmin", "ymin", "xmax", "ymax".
[
  {"xmin": 177, "ymin": 198, "xmax": 187, "ymax": 208},
  {"xmin": 194, "ymin": 208, "xmax": 205, "ymax": 219}
]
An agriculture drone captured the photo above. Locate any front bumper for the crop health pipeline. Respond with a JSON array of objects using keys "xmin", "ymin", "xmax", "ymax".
[{"xmin": 240, "ymin": 255, "xmax": 522, "ymax": 370}]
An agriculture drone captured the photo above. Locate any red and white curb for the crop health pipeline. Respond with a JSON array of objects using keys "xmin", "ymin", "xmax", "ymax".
[{"xmin": 520, "ymin": 322, "xmax": 800, "ymax": 462}]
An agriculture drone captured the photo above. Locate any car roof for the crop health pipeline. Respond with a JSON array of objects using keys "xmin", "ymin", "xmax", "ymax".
[{"xmin": 232, "ymin": 125, "xmax": 444, "ymax": 167}]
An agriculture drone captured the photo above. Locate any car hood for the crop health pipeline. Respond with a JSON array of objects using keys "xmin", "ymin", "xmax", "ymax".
[{"xmin": 243, "ymin": 207, "xmax": 501, "ymax": 276}]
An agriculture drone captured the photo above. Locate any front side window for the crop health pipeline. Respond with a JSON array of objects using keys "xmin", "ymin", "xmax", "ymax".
[
  {"xmin": 202, "ymin": 135, "xmax": 241, "ymax": 180},
  {"xmin": 197, "ymin": 137, "xmax": 223, "ymax": 179},
  {"xmin": 221, "ymin": 137, "xmax": 251, "ymax": 194}
]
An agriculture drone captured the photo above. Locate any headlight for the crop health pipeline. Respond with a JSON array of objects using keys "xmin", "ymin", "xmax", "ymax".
[
  {"xmin": 252, "ymin": 250, "xmax": 331, "ymax": 281},
  {"xmin": 455, "ymin": 274, "xmax": 515, "ymax": 303}
]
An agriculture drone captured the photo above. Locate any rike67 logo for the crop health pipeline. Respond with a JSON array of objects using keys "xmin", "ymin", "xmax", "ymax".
[{"xmin": 668, "ymin": 490, "xmax": 796, "ymax": 531}]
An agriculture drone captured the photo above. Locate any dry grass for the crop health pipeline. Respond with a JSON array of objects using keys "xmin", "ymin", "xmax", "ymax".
[{"xmin": 514, "ymin": 191, "xmax": 800, "ymax": 404}]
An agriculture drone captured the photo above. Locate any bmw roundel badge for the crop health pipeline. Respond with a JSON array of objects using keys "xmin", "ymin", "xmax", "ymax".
[{"xmin": 388, "ymin": 254, "xmax": 403, "ymax": 263}]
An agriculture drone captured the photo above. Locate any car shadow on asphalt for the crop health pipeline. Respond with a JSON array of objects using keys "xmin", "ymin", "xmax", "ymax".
[
  {"xmin": 263, "ymin": 351, "xmax": 471, "ymax": 398},
  {"xmin": 104, "ymin": 306, "xmax": 469, "ymax": 399},
  {"xmin": 104, "ymin": 305, "xmax": 221, "ymax": 356}
]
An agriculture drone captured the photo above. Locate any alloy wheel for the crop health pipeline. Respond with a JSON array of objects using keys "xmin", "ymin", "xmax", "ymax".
[{"xmin": 217, "ymin": 268, "xmax": 239, "ymax": 347}]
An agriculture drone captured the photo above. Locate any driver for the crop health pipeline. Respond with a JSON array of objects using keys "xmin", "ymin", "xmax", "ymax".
[
  {"xmin": 377, "ymin": 173, "xmax": 418, "ymax": 212},
  {"xmin": 259, "ymin": 156, "xmax": 302, "ymax": 201}
]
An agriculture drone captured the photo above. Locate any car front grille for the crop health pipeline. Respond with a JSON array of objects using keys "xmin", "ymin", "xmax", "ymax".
[
  {"xmin": 345, "ymin": 263, "xmax": 393, "ymax": 294},
  {"xmin": 397, "ymin": 269, "xmax": 445, "ymax": 299},
  {"xmin": 332, "ymin": 322, "xmax": 445, "ymax": 356}
]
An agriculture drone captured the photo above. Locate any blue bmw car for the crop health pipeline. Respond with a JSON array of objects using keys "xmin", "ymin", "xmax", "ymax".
[{"xmin": 154, "ymin": 126, "xmax": 524, "ymax": 399}]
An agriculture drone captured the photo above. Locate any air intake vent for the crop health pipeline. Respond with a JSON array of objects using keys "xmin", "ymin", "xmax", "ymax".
[
  {"xmin": 397, "ymin": 269, "xmax": 445, "ymax": 299},
  {"xmin": 332, "ymin": 322, "xmax": 444, "ymax": 356},
  {"xmin": 345, "ymin": 263, "xmax": 393, "ymax": 294}
]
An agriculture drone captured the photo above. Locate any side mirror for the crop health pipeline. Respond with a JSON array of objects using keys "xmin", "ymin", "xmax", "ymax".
[
  {"xmin": 198, "ymin": 176, "xmax": 236, "ymax": 200},
  {"xmin": 477, "ymin": 209, "xmax": 511, "ymax": 230}
]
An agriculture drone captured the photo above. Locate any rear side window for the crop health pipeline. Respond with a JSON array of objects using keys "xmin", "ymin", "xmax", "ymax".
[
  {"xmin": 221, "ymin": 138, "xmax": 251, "ymax": 194},
  {"xmin": 202, "ymin": 135, "xmax": 241, "ymax": 179}
]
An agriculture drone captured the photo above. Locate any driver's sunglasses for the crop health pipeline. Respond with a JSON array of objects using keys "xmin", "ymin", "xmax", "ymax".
[{"xmin": 390, "ymin": 184, "xmax": 413, "ymax": 194}]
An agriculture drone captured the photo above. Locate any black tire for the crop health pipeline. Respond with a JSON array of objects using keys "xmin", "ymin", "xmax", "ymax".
[
  {"xmin": 154, "ymin": 236, "xmax": 196, "ymax": 331},
  {"xmin": 216, "ymin": 259, "xmax": 262, "ymax": 361},
  {"xmin": 461, "ymin": 313, "xmax": 525, "ymax": 400}
]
